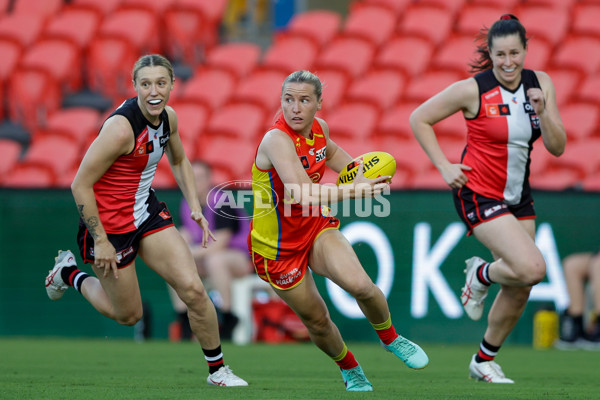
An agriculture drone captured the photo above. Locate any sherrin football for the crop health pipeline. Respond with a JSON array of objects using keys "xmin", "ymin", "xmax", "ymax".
[{"xmin": 337, "ymin": 151, "xmax": 396, "ymax": 185}]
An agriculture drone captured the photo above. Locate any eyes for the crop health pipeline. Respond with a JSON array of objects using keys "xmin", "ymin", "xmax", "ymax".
[
  {"xmin": 140, "ymin": 80, "xmax": 169, "ymax": 89},
  {"xmin": 284, "ymin": 97, "xmax": 311, "ymax": 104}
]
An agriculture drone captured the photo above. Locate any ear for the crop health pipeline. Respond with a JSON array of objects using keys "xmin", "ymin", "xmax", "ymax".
[{"xmin": 317, "ymin": 97, "xmax": 323, "ymax": 110}]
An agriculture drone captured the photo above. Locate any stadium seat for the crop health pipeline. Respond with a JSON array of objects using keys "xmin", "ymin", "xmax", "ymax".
[
  {"xmin": 437, "ymin": 137, "xmax": 466, "ymax": 164},
  {"xmin": 234, "ymin": 70, "xmax": 288, "ymax": 116},
  {"xmin": 572, "ymin": 4, "xmax": 600, "ymax": 38},
  {"xmin": 314, "ymin": 69, "xmax": 348, "ymax": 116},
  {"xmin": 430, "ymin": 35, "xmax": 478, "ymax": 76},
  {"xmin": 153, "ymin": 157, "xmax": 177, "ymax": 189},
  {"xmin": 525, "ymin": 37, "xmax": 551, "ymax": 71},
  {"xmin": 261, "ymin": 36, "xmax": 319, "ymax": 75},
  {"xmin": 397, "ymin": 5, "xmax": 454, "ymax": 47},
  {"xmin": 373, "ymin": 135, "xmax": 430, "ymax": 182},
  {"xmin": 7, "ymin": 69, "xmax": 62, "ymax": 131},
  {"xmin": 529, "ymin": 168, "xmax": 582, "ymax": 191},
  {"xmin": 551, "ymin": 138, "xmax": 600, "ymax": 178},
  {"xmin": 346, "ymin": 70, "xmax": 404, "ymax": 113},
  {"xmin": 66, "ymin": 0, "xmax": 123, "ymax": 17},
  {"xmin": 361, "ymin": 0, "xmax": 412, "ymax": 15},
  {"xmin": 553, "ymin": 36, "xmax": 600, "ymax": 75},
  {"xmin": 516, "ymin": 5, "xmax": 569, "ymax": 47},
  {"xmin": 86, "ymin": 37, "xmax": 138, "ymax": 102},
  {"xmin": 455, "ymin": 5, "xmax": 506, "ymax": 37},
  {"xmin": 44, "ymin": 8, "xmax": 101, "ymax": 52},
  {"xmin": 178, "ymin": 69, "xmax": 236, "ymax": 111},
  {"xmin": 434, "ymin": 112, "xmax": 467, "ymax": 140},
  {"xmin": 374, "ymin": 102, "xmax": 420, "ymax": 140},
  {"xmin": 38, "ymin": 107, "xmax": 101, "ymax": 147},
  {"xmin": 163, "ymin": 7, "xmax": 205, "ymax": 65},
  {"xmin": 202, "ymin": 103, "xmax": 266, "ymax": 143},
  {"xmin": 97, "ymin": 9, "xmax": 160, "ymax": 55},
  {"xmin": 0, "ymin": 13, "xmax": 45, "ymax": 49},
  {"xmin": 325, "ymin": 103, "xmax": 379, "ymax": 141},
  {"xmin": 197, "ymin": 136, "xmax": 255, "ymax": 181},
  {"xmin": 19, "ymin": 39, "xmax": 83, "ymax": 93},
  {"xmin": 1, "ymin": 162, "xmax": 57, "ymax": 188},
  {"xmin": 172, "ymin": 0, "xmax": 227, "ymax": 51},
  {"xmin": 282, "ymin": 10, "xmax": 342, "ymax": 49},
  {"xmin": 576, "ymin": 75, "xmax": 600, "ymax": 104},
  {"xmin": 23, "ymin": 135, "xmax": 82, "ymax": 177},
  {"xmin": 544, "ymin": 69, "xmax": 583, "ymax": 107},
  {"xmin": 373, "ymin": 36, "xmax": 433, "ymax": 78},
  {"xmin": 0, "ymin": 139, "xmax": 22, "ymax": 177},
  {"xmin": 581, "ymin": 174, "xmax": 600, "ymax": 192},
  {"xmin": 0, "ymin": 38, "xmax": 22, "ymax": 86},
  {"xmin": 11, "ymin": 0, "xmax": 63, "ymax": 19},
  {"xmin": 204, "ymin": 42, "xmax": 261, "ymax": 79},
  {"xmin": 170, "ymin": 102, "xmax": 210, "ymax": 159},
  {"xmin": 416, "ymin": 0, "xmax": 467, "ymax": 16},
  {"xmin": 316, "ymin": 38, "xmax": 376, "ymax": 80},
  {"xmin": 403, "ymin": 71, "xmax": 462, "ymax": 104},
  {"xmin": 343, "ymin": 3, "xmax": 397, "ymax": 48},
  {"xmin": 119, "ymin": 0, "xmax": 177, "ymax": 14},
  {"xmin": 410, "ymin": 169, "xmax": 448, "ymax": 190}
]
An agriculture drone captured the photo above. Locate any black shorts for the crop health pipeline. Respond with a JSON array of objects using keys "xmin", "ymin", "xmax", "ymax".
[
  {"xmin": 77, "ymin": 195, "xmax": 174, "ymax": 268},
  {"xmin": 453, "ymin": 185, "xmax": 536, "ymax": 236}
]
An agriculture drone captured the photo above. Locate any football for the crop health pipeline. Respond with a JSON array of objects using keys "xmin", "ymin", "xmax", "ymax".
[{"xmin": 337, "ymin": 151, "xmax": 396, "ymax": 185}]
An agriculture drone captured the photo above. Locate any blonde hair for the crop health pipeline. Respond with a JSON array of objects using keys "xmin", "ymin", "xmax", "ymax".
[
  {"xmin": 282, "ymin": 70, "xmax": 323, "ymax": 100},
  {"xmin": 132, "ymin": 54, "xmax": 174, "ymax": 84}
]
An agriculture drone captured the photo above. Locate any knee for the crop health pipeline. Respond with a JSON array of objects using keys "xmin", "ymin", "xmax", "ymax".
[
  {"xmin": 347, "ymin": 280, "xmax": 378, "ymax": 302},
  {"xmin": 303, "ymin": 312, "xmax": 332, "ymax": 336},
  {"xmin": 513, "ymin": 255, "xmax": 546, "ymax": 286},
  {"xmin": 115, "ymin": 310, "xmax": 143, "ymax": 326},
  {"xmin": 177, "ymin": 281, "xmax": 209, "ymax": 308}
]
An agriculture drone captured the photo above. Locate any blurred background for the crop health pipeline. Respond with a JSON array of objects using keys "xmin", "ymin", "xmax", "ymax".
[{"xmin": 0, "ymin": 0, "xmax": 599, "ymax": 345}]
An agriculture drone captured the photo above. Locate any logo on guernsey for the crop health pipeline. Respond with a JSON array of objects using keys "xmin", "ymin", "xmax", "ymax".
[
  {"xmin": 207, "ymin": 180, "xmax": 277, "ymax": 221},
  {"xmin": 485, "ymin": 104, "xmax": 511, "ymax": 117},
  {"xmin": 484, "ymin": 89, "xmax": 500, "ymax": 100}
]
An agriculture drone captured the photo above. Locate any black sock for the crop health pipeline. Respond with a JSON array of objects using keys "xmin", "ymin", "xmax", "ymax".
[
  {"xmin": 476, "ymin": 263, "xmax": 493, "ymax": 286},
  {"xmin": 178, "ymin": 311, "xmax": 193, "ymax": 340},
  {"xmin": 60, "ymin": 265, "xmax": 90, "ymax": 293},
  {"xmin": 220, "ymin": 311, "xmax": 239, "ymax": 340},
  {"xmin": 475, "ymin": 338, "xmax": 500, "ymax": 363},
  {"xmin": 203, "ymin": 345, "xmax": 224, "ymax": 374}
]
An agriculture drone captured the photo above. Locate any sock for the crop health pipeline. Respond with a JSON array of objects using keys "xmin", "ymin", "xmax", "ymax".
[
  {"xmin": 178, "ymin": 311, "xmax": 193, "ymax": 340},
  {"xmin": 476, "ymin": 263, "xmax": 493, "ymax": 286},
  {"xmin": 203, "ymin": 345, "xmax": 224, "ymax": 374},
  {"xmin": 371, "ymin": 315, "xmax": 398, "ymax": 345},
  {"xmin": 475, "ymin": 338, "xmax": 500, "ymax": 363},
  {"xmin": 332, "ymin": 343, "xmax": 359, "ymax": 370},
  {"xmin": 60, "ymin": 265, "xmax": 90, "ymax": 293}
]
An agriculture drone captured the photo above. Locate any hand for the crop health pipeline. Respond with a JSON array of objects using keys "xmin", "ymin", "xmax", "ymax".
[
  {"xmin": 440, "ymin": 163, "xmax": 471, "ymax": 189},
  {"xmin": 527, "ymin": 88, "xmax": 546, "ymax": 115},
  {"xmin": 191, "ymin": 210, "xmax": 216, "ymax": 248},
  {"xmin": 352, "ymin": 161, "xmax": 391, "ymax": 198},
  {"xmin": 93, "ymin": 239, "xmax": 119, "ymax": 279}
]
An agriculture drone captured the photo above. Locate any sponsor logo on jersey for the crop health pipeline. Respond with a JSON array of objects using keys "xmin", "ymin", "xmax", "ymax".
[
  {"xmin": 485, "ymin": 103, "xmax": 511, "ymax": 117},
  {"xmin": 484, "ymin": 89, "xmax": 500, "ymax": 100},
  {"xmin": 135, "ymin": 141, "xmax": 155, "ymax": 157},
  {"xmin": 300, "ymin": 155, "xmax": 310, "ymax": 169},
  {"xmin": 530, "ymin": 114, "xmax": 540, "ymax": 129},
  {"xmin": 315, "ymin": 146, "xmax": 326, "ymax": 163},
  {"xmin": 523, "ymin": 102, "xmax": 535, "ymax": 114},
  {"xmin": 484, "ymin": 204, "xmax": 508, "ymax": 218}
]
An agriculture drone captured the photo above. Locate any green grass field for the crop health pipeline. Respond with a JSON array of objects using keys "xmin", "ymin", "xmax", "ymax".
[{"xmin": 0, "ymin": 337, "xmax": 596, "ymax": 399}]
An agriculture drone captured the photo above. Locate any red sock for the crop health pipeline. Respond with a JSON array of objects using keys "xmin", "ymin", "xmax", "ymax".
[
  {"xmin": 333, "ymin": 344, "xmax": 358, "ymax": 370},
  {"xmin": 372, "ymin": 316, "xmax": 397, "ymax": 345}
]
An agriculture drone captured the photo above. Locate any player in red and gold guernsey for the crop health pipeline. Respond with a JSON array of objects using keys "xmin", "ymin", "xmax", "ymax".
[
  {"xmin": 410, "ymin": 15, "xmax": 566, "ymax": 383},
  {"xmin": 249, "ymin": 70, "xmax": 429, "ymax": 391},
  {"xmin": 44, "ymin": 54, "xmax": 247, "ymax": 387}
]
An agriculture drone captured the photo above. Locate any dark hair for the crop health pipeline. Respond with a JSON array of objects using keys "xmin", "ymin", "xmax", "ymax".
[
  {"xmin": 132, "ymin": 54, "xmax": 175, "ymax": 84},
  {"xmin": 469, "ymin": 14, "xmax": 528, "ymax": 73},
  {"xmin": 281, "ymin": 70, "xmax": 323, "ymax": 100}
]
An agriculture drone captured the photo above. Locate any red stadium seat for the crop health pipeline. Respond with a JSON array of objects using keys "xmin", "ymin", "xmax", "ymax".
[
  {"xmin": 170, "ymin": 102, "xmax": 210, "ymax": 159},
  {"xmin": 0, "ymin": 139, "xmax": 22, "ymax": 177},
  {"xmin": 202, "ymin": 103, "xmax": 266, "ymax": 143},
  {"xmin": 86, "ymin": 37, "xmax": 138, "ymax": 102},
  {"xmin": 0, "ymin": 39, "xmax": 22, "ymax": 86},
  {"xmin": 403, "ymin": 71, "xmax": 462, "ymax": 104},
  {"xmin": 373, "ymin": 36, "xmax": 433, "ymax": 78},
  {"xmin": 163, "ymin": 7, "xmax": 205, "ymax": 65},
  {"xmin": 551, "ymin": 138, "xmax": 600, "ymax": 178},
  {"xmin": 20, "ymin": 39, "xmax": 83, "ymax": 93},
  {"xmin": 316, "ymin": 38, "xmax": 375, "ymax": 80},
  {"xmin": 172, "ymin": 0, "xmax": 227, "ymax": 51},
  {"xmin": 374, "ymin": 102, "xmax": 420, "ymax": 140},
  {"xmin": 204, "ymin": 42, "xmax": 261, "ymax": 79},
  {"xmin": 261, "ymin": 36, "xmax": 319, "ymax": 74},
  {"xmin": 97, "ymin": 9, "xmax": 160, "ymax": 55},
  {"xmin": 546, "ymin": 69, "xmax": 583, "ymax": 107},
  {"xmin": 1, "ymin": 163, "xmax": 57, "ymax": 188},
  {"xmin": 197, "ymin": 136, "xmax": 255, "ymax": 181},
  {"xmin": 153, "ymin": 157, "xmax": 177, "ymax": 189},
  {"xmin": 66, "ymin": 0, "xmax": 123, "ymax": 17},
  {"xmin": 315, "ymin": 69, "xmax": 348, "ymax": 116},
  {"xmin": 434, "ymin": 112, "xmax": 467, "ymax": 140},
  {"xmin": 44, "ymin": 8, "xmax": 101, "ymax": 52},
  {"xmin": 581, "ymin": 174, "xmax": 600, "ymax": 192},
  {"xmin": 120, "ymin": 0, "xmax": 177, "ymax": 14},
  {"xmin": 39, "ymin": 107, "xmax": 102, "ymax": 147},
  {"xmin": 178, "ymin": 69, "xmax": 236, "ymax": 111},
  {"xmin": 572, "ymin": 4, "xmax": 600, "ymax": 38},
  {"xmin": 529, "ymin": 168, "xmax": 582, "ymax": 191},
  {"xmin": 410, "ymin": 169, "xmax": 448, "ymax": 190},
  {"xmin": 23, "ymin": 135, "xmax": 82, "ymax": 176},
  {"xmin": 11, "ymin": 0, "xmax": 63, "ymax": 19},
  {"xmin": 361, "ymin": 0, "xmax": 412, "ymax": 15},
  {"xmin": 343, "ymin": 4, "xmax": 397, "ymax": 48},
  {"xmin": 326, "ymin": 103, "xmax": 378, "ymax": 141},
  {"xmin": 283, "ymin": 10, "xmax": 342, "ymax": 49},
  {"xmin": 373, "ymin": 136, "xmax": 430, "ymax": 181},
  {"xmin": 525, "ymin": 37, "xmax": 551, "ymax": 71},
  {"xmin": 516, "ymin": 5, "xmax": 570, "ymax": 46},
  {"xmin": 8, "ymin": 69, "xmax": 62, "ymax": 131},
  {"xmin": 455, "ymin": 5, "xmax": 506, "ymax": 37},
  {"xmin": 234, "ymin": 70, "xmax": 288, "ymax": 115},
  {"xmin": 576, "ymin": 75, "xmax": 600, "ymax": 104},
  {"xmin": 398, "ymin": 5, "xmax": 454, "ymax": 47},
  {"xmin": 561, "ymin": 103, "xmax": 600, "ymax": 141},
  {"xmin": 346, "ymin": 70, "xmax": 404, "ymax": 113},
  {"xmin": 416, "ymin": 0, "xmax": 467, "ymax": 16},
  {"xmin": 0, "ymin": 14, "xmax": 45, "ymax": 49},
  {"xmin": 553, "ymin": 36, "xmax": 600, "ymax": 75},
  {"xmin": 430, "ymin": 35, "xmax": 478, "ymax": 76}
]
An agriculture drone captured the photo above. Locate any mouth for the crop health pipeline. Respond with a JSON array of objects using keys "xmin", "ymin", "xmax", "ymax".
[
  {"xmin": 148, "ymin": 99, "xmax": 162, "ymax": 106},
  {"xmin": 291, "ymin": 117, "xmax": 303, "ymax": 122},
  {"xmin": 502, "ymin": 67, "xmax": 516, "ymax": 73}
]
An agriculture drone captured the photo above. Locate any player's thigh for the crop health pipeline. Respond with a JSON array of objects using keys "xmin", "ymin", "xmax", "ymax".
[
  {"xmin": 206, "ymin": 249, "xmax": 252, "ymax": 277},
  {"xmin": 138, "ymin": 226, "xmax": 199, "ymax": 288},
  {"xmin": 473, "ymin": 214, "xmax": 542, "ymax": 271},
  {"xmin": 91, "ymin": 261, "xmax": 142, "ymax": 314},
  {"xmin": 309, "ymin": 229, "xmax": 372, "ymax": 292},
  {"xmin": 274, "ymin": 272, "xmax": 329, "ymax": 324}
]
